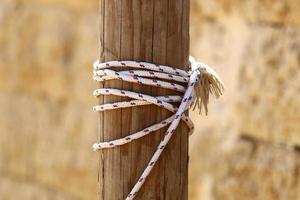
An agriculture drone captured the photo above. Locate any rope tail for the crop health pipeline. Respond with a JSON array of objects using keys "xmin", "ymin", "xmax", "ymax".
[{"xmin": 189, "ymin": 56, "xmax": 225, "ymax": 115}]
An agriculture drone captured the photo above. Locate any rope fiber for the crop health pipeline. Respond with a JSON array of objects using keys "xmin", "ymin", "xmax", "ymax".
[{"xmin": 92, "ymin": 57, "xmax": 224, "ymax": 200}]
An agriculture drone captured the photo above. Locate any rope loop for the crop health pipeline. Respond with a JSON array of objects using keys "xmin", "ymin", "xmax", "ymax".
[{"xmin": 92, "ymin": 57, "xmax": 224, "ymax": 200}]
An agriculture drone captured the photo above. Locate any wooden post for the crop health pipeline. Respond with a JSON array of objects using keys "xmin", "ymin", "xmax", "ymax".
[{"xmin": 98, "ymin": 0, "xmax": 189, "ymax": 199}]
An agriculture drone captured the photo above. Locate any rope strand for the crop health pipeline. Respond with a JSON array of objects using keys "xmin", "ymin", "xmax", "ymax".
[{"xmin": 92, "ymin": 57, "xmax": 224, "ymax": 200}]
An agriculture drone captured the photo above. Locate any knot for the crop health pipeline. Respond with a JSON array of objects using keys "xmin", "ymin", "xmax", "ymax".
[
  {"xmin": 92, "ymin": 58, "xmax": 224, "ymax": 200},
  {"xmin": 189, "ymin": 56, "xmax": 224, "ymax": 115}
]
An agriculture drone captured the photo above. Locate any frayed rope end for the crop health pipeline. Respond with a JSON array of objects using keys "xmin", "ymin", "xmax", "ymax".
[{"xmin": 189, "ymin": 56, "xmax": 225, "ymax": 115}]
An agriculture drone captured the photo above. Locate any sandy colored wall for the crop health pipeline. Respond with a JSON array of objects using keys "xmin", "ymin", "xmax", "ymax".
[
  {"xmin": 0, "ymin": 0, "xmax": 300, "ymax": 200},
  {"xmin": 189, "ymin": 0, "xmax": 300, "ymax": 199},
  {"xmin": 0, "ymin": 1, "xmax": 98, "ymax": 199}
]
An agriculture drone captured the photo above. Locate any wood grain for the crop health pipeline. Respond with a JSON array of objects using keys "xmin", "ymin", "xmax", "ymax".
[{"xmin": 98, "ymin": 0, "xmax": 189, "ymax": 199}]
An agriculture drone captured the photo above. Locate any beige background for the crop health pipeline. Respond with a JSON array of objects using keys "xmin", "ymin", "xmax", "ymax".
[{"xmin": 0, "ymin": 0, "xmax": 299, "ymax": 199}]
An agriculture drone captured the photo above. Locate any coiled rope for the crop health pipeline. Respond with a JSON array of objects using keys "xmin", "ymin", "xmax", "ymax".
[{"xmin": 92, "ymin": 57, "xmax": 224, "ymax": 200}]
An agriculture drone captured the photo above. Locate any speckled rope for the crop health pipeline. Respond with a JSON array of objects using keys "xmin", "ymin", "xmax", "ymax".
[{"xmin": 92, "ymin": 58, "xmax": 224, "ymax": 200}]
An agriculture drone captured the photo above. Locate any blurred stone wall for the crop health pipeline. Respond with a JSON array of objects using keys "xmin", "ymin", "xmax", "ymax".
[
  {"xmin": 0, "ymin": 0, "xmax": 99, "ymax": 199},
  {"xmin": 189, "ymin": 0, "xmax": 300, "ymax": 199},
  {"xmin": 0, "ymin": 0, "xmax": 300, "ymax": 200}
]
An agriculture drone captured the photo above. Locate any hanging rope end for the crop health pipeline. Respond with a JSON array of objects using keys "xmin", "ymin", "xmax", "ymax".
[{"xmin": 190, "ymin": 58, "xmax": 224, "ymax": 115}]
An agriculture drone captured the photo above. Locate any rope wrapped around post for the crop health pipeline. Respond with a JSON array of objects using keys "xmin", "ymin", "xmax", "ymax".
[{"xmin": 92, "ymin": 57, "xmax": 224, "ymax": 200}]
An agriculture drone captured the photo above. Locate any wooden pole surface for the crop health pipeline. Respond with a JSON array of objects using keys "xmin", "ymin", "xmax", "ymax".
[{"xmin": 98, "ymin": 0, "xmax": 189, "ymax": 199}]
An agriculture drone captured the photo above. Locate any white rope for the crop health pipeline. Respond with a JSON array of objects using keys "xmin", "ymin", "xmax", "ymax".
[{"xmin": 92, "ymin": 57, "xmax": 224, "ymax": 200}]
